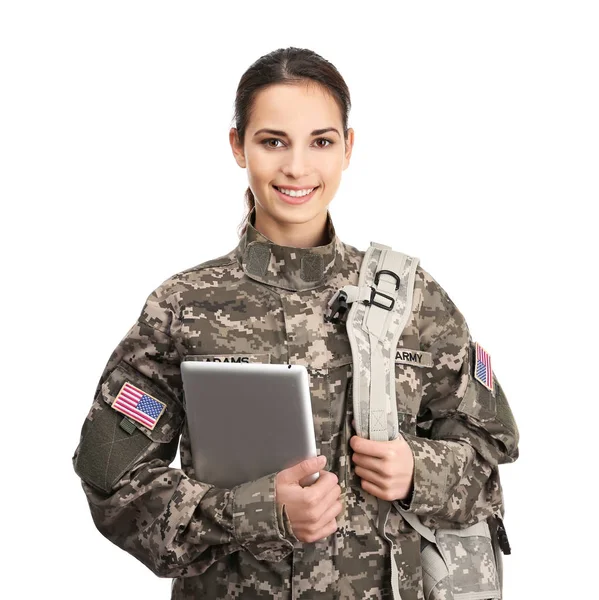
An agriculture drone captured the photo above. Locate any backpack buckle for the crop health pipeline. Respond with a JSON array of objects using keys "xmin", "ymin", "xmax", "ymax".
[
  {"xmin": 364, "ymin": 269, "xmax": 400, "ymax": 310},
  {"xmin": 374, "ymin": 269, "xmax": 401, "ymax": 290},
  {"xmin": 490, "ymin": 514, "xmax": 512, "ymax": 555},
  {"xmin": 365, "ymin": 286, "xmax": 395, "ymax": 310},
  {"xmin": 325, "ymin": 290, "xmax": 349, "ymax": 324}
]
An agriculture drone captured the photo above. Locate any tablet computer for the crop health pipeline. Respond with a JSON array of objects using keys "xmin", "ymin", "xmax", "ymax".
[{"xmin": 180, "ymin": 360, "xmax": 319, "ymax": 489}]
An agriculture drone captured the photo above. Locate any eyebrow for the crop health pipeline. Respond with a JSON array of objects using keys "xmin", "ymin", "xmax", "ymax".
[{"xmin": 253, "ymin": 127, "xmax": 341, "ymax": 138}]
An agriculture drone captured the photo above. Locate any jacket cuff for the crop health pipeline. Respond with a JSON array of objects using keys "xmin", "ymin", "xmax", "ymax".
[
  {"xmin": 276, "ymin": 499, "xmax": 298, "ymax": 543},
  {"xmin": 396, "ymin": 478, "xmax": 414, "ymax": 509},
  {"xmin": 397, "ymin": 434, "xmax": 469, "ymax": 515},
  {"xmin": 230, "ymin": 472, "xmax": 296, "ymax": 562}
]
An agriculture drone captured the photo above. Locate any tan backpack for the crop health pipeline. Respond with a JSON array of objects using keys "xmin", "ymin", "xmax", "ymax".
[{"xmin": 325, "ymin": 242, "xmax": 511, "ymax": 600}]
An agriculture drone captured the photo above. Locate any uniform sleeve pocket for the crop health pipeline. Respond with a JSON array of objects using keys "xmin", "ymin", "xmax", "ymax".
[
  {"xmin": 73, "ymin": 362, "xmax": 183, "ymax": 494},
  {"xmin": 421, "ymin": 519, "xmax": 501, "ymax": 600}
]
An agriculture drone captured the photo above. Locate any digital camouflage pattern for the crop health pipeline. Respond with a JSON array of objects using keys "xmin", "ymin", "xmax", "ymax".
[{"xmin": 72, "ymin": 207, "xmax": 519, "ymax": 599}]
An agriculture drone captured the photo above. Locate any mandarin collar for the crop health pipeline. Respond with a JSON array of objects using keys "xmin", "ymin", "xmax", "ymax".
[{"xmin": 234, "ymin": 206, "xmax": 345, "ymax": 291}]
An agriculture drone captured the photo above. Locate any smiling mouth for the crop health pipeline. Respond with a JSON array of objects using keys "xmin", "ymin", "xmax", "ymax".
[
  {"xmin": 273, "ymin": 185, "xmax": 319, "ymax": 193},
  {"xmin": 272, "ymin": 185, "xmax": 320, "ymax": 205}
]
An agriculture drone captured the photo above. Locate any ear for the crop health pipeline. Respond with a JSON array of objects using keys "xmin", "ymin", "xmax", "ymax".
[
  {"xmin": 229, "ymin": 127, "xmax": 247, "ymax": 168},
  {"xmin": 343, "ymin": 128, "xmax": 354, "ymax": 170}
]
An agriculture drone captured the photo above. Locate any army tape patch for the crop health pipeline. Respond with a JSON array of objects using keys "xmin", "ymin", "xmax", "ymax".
[
  {"xmin": 111, "ymin": 381, "xmax": 167, "ymax": 431},
  {"xmin": 473, "ymin": 341, "xmax": 494, "ymax": 392},
  {"xmin": 394, "ymin": 348, "xmax": 433, "ymax": 368}
]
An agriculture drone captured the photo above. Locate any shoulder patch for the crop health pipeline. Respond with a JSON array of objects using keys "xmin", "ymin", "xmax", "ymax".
[
  {"xmin": 111, "ymin": 381, "xmax": 167, "ymax": 431},
  {"xmin": 473, "ymin": 341, "xmax": 494, "ymax": 392}
]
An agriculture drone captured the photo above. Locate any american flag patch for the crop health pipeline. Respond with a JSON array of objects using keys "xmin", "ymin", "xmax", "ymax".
[
  {"xmin": 473, "ymin": 342, "xmax": 494, "ymax": 392},
  {"xmin": 111, "ymin": 381, "xmax": 166, "ymax": 430}
]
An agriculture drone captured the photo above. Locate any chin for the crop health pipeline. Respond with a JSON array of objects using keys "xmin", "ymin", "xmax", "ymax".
[{"xmin": 277, "ymin": 203, "xmax": 328, "ymax": 223}]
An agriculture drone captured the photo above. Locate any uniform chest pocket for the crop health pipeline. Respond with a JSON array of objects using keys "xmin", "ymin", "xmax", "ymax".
[{"xmin": 394, "ymin": 348, "xmax": 431, "ymax": 433}]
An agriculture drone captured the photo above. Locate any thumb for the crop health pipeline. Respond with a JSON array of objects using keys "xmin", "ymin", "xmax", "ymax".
[{"xmin": 280, "ymin": 455, "xmax": 326, "ymax": 484}]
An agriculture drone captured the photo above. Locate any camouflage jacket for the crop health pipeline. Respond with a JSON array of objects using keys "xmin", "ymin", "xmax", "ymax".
[{"xmin": 72, "ymin": 208, "xmax": 519, "ymax": 599}]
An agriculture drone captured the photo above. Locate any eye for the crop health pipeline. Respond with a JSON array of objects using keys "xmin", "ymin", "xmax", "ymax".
[
  {"xmin": 315, "ymin": 138, "xmax": 334, "ymax": 148},
  {"xmin": 260, "ymin": 137, "xmax": 335, "ymax": 149},
  {"xmin": 262, "ymin": 138, "xmax": 284, "ymax": 149}
]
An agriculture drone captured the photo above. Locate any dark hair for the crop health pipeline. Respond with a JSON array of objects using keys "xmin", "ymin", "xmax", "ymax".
[{"xmin": 232, "ymin": 47, "xmax": 352, "ymax": 236}]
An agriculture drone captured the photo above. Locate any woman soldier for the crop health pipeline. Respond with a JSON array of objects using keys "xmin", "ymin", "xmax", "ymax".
[{"xmin": 73, "ymin": 47, "xmax": 519, "ymax": 599}]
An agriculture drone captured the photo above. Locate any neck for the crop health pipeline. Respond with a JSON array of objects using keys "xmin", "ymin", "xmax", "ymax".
[{"xmin": 253, "ymin": 206, "xmax": 330, "ymax": 248}]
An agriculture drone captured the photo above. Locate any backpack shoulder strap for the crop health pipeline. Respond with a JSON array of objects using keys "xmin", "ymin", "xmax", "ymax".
[
  {"xmin": 327, "ymin": 241, "xmax": 437, "ymax": 600},
  {"xmin": 327, "ymin": 241, "xmax": 419, "ymax": 441}
]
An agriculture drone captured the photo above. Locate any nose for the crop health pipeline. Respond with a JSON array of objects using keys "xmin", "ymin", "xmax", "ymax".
[{"xmin": 281, "ymin": 147, "xmax": 311, "ymax": 179}]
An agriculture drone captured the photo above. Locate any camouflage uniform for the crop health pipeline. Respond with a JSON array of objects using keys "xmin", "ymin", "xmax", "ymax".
[{"xmin": 72, "ymin": 207, "xmax": 519, "ymax": 599}]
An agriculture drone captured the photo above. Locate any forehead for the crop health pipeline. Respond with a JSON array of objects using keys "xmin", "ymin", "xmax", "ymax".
[{"xmin": 249, "ymin": 82, "xmax": 341, "ymax": 133}]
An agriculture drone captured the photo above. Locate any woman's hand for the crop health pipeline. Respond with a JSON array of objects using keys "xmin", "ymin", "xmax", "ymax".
[
  {"xmin": 275, "ymin": 455, "xmax": 343, "ymax": 544},
  {"xmin": 350, "ymin": 419, "xmax": 414, "ymax": 502}
]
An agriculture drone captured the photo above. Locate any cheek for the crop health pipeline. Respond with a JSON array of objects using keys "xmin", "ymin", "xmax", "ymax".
[
  {"xmin": 321, "ymin": 154, "xmax": 344, "ymax": 182},
  {"xmin": 247, "ymin": 165, "xmax": 271, "ymax": 186},
  {"xmin": 321, "ymin": 152, "xmax": 346, "ymax": 189},
  {"xmin": 246, "ymin": 149, "xmax": 277, "ymax": 182},
  {"xmin": 317, "ymin": 168, "xmax": 342, "ymax": 203}
]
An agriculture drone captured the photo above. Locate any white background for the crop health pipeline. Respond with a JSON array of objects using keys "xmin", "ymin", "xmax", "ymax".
[{"xmin": 1, "ymin": 1, "xmax": 597, "ymax": 598}]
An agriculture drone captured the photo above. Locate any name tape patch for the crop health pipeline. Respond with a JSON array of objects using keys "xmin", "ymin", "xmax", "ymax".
[
  {"xmin": 183, "ymin": 353, "xmax": 271, "ymax": 364},
  {"xmin": 394, "ymin": 349, "xmax": 433, "ymax": 368},
  {"xmin": 111, "ymin": 381, "xmax": 167, "ymax": 431}
]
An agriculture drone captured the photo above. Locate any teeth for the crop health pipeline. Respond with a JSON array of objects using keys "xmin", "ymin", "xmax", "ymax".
[{"xmin": 276, "ymin": 186, "xmax": 315, "ymax": 198}]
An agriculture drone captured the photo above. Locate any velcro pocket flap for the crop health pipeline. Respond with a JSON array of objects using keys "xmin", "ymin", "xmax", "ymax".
[
  {"xmin": 74, "ymin": 362, "xmax": 182, "ymax": 494},
  {"xmin": 100, "ymin": 361, "xmax": 183, "ymax": 441}
]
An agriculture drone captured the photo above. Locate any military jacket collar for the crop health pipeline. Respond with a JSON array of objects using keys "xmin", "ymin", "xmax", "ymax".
[{"xmin": 234, "ymin": 207, "xmax": 345, "ymax": 292}]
